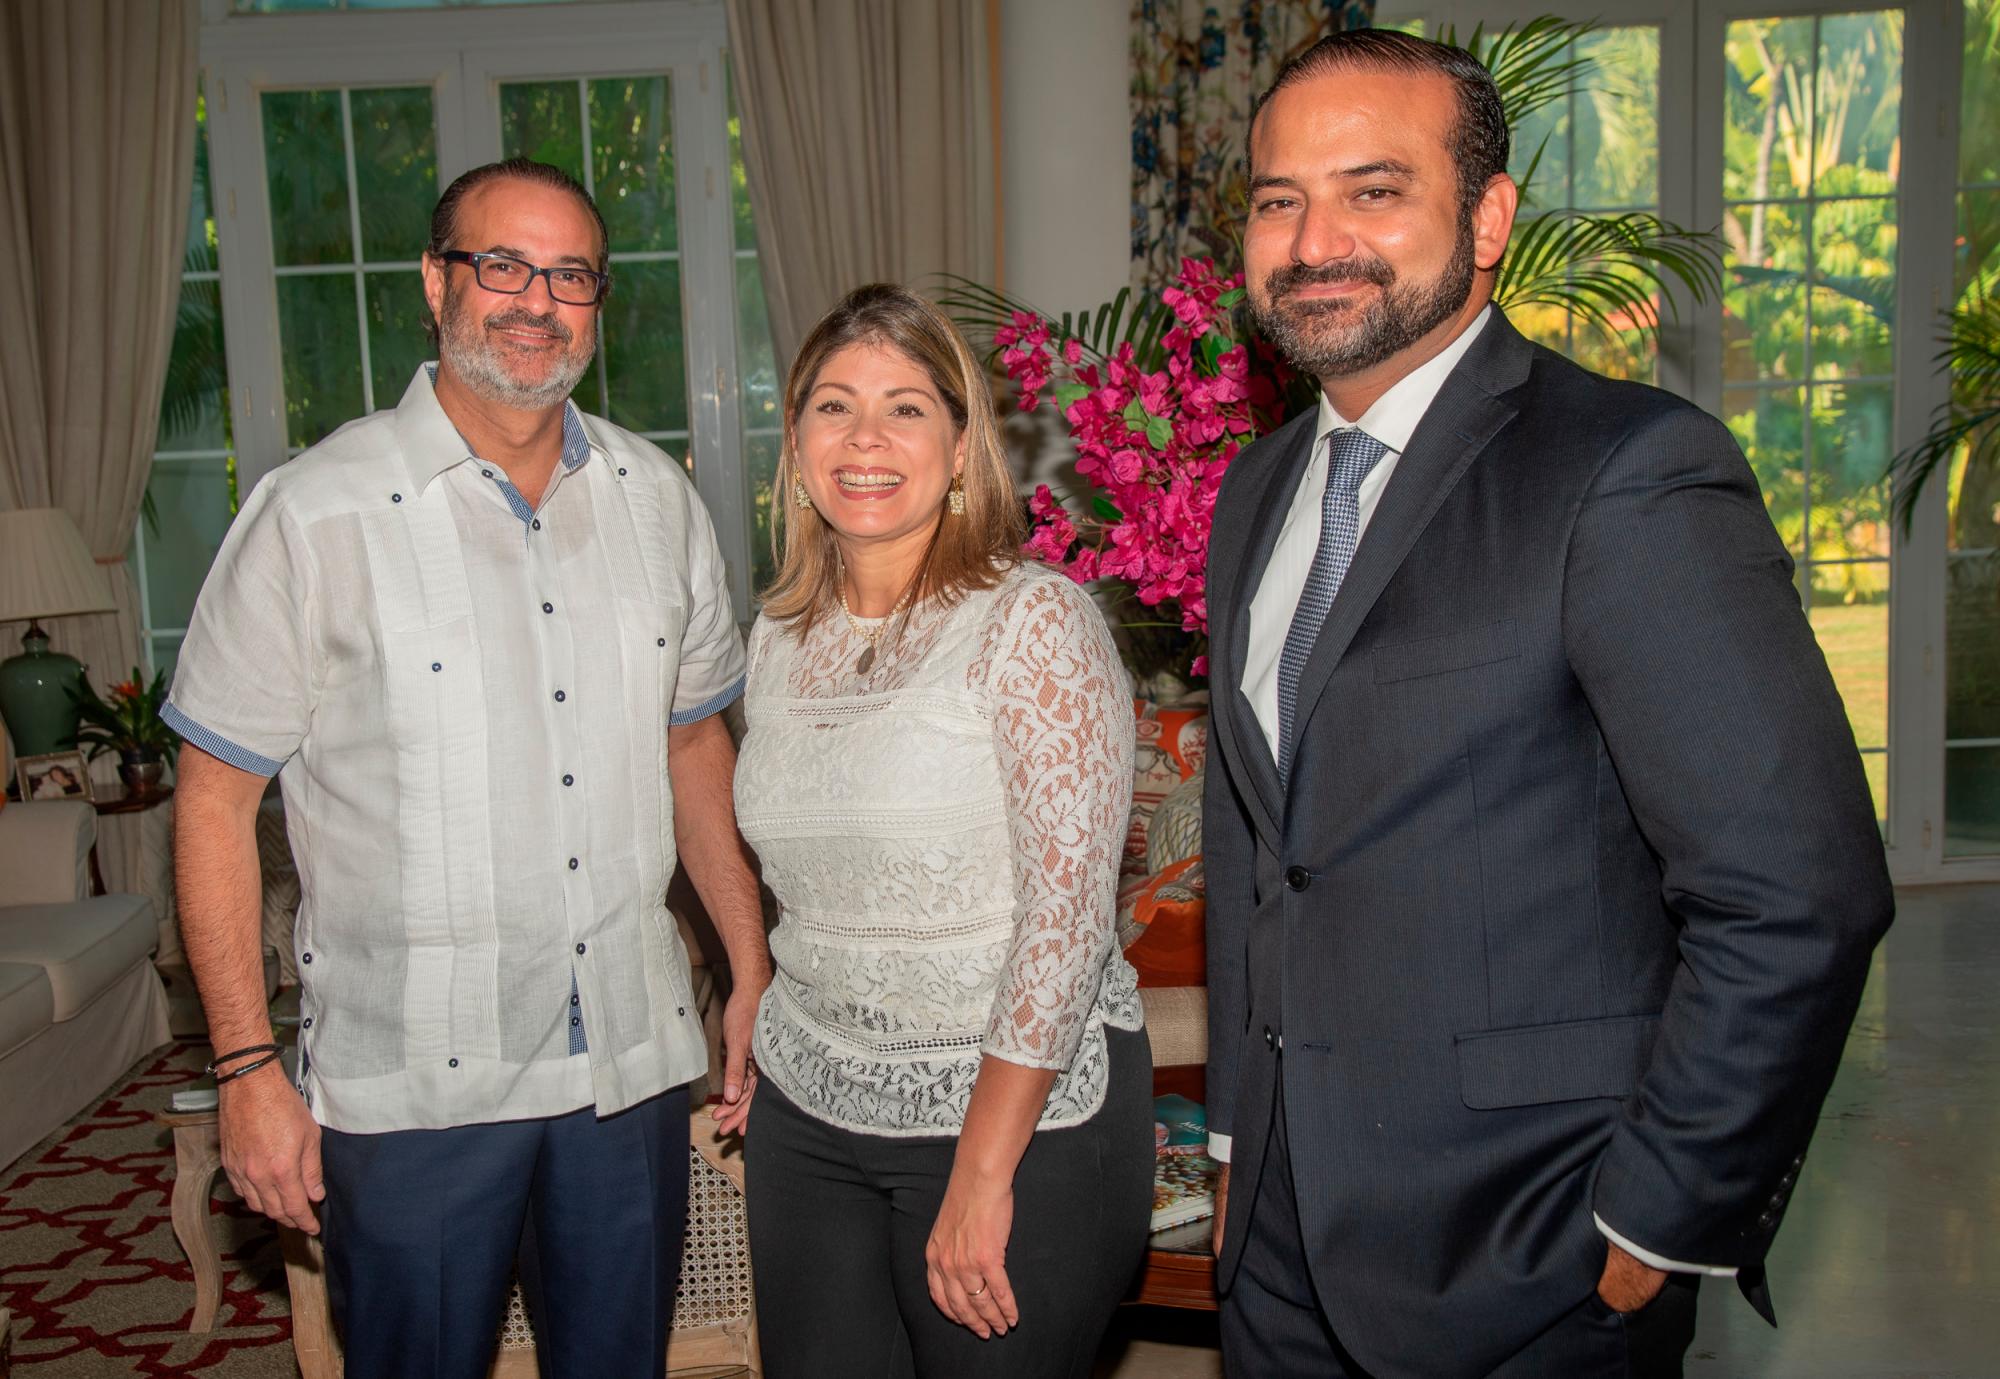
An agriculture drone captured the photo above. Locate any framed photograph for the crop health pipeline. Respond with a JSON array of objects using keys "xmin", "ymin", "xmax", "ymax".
[{"xmin": 16, "ymin": 750, "xmax": 93, "ymax": 803}]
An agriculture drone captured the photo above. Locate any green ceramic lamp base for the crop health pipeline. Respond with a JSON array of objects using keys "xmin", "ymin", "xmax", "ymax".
[{"xmin": 0, "ymin": 623, "xmax": 87, "ymax": 759}]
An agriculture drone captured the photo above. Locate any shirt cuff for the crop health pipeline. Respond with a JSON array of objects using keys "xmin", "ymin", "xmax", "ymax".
[
  {"xmin": 162, "ymin": 702, "xmax": 286, "ymax": 776},
  {"xmin": 1208, "ymin": 1132, "xmax": 1232, "ymax": 1163},
  {"xmin": 1593, "ymin": 1214, "xmax": 1738, "ymax": 1277},
  {"xmin": 668, "ymin": 674, "xmax": 745, "ymax": 726}
]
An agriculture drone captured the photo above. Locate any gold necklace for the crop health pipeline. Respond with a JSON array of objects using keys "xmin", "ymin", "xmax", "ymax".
[{"xmin": 838, "ymin": 585, "xmax": 910, "ymax": 675}]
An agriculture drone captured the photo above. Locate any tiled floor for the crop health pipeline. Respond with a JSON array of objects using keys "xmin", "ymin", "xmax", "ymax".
[{"xmin": 1099, "ymin": 884, "xmax": 1999, "ymax": 1378}]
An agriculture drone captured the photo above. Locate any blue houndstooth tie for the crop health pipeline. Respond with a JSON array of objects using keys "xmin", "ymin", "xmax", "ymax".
[{"xmin": 1277, "ymin": 428, "xmax": 1389, "ymax": 785}]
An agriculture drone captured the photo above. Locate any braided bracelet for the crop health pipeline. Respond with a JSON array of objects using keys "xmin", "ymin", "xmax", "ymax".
[
  {"xmin": 213, "ymin": 1051, "xmax": 284, "ymax": 1085},
  {"xmin": 204, "ymin": 1043, "xmax": 279, "ymax": 1078}
]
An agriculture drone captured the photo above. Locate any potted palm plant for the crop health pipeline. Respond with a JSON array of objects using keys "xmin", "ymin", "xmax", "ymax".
[{"xmin": 67, "ymin": 667, "xmax": 181, "ymax": 797}]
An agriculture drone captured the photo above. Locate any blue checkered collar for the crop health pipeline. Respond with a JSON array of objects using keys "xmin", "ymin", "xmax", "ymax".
[{"xmin": 392, "ymin": 362, "xmax": 593, "ymax": 494}]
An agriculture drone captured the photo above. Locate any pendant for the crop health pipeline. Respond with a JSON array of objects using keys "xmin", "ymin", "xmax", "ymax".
[{"xmin": 856, "ymin": 644, "xmax": 876, "ymax": 675}]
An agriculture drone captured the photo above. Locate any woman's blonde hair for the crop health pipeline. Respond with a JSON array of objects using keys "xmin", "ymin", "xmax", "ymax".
[{"xmin": 763, "ymin": 283, "xmax": 1025, "ymax": 633}]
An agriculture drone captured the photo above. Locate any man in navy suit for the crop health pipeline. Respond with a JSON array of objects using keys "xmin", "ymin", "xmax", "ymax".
[{"xmin": 1202, "ymin": 29, "xmax": 1894, "ymax": 1378}]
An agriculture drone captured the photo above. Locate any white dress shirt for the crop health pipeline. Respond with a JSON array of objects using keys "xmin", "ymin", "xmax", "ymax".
[
  {"xmin": 166, "ymin": 365, "xmax": 745, "ymax": 1134},
  {"xmin": 1215, "ymin": 308, "xmax": 1731, "ymax": 1278}
]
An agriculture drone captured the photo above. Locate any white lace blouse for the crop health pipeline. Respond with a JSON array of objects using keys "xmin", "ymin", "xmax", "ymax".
[{"xmin": 736, "ymin": 562, "xmax": 1144, "ymax": 1136}]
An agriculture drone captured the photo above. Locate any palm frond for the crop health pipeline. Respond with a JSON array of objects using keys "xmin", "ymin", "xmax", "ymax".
[
  {"xmin": 1497, "ymin": 211, "xmax": 1725, "ymax": 350},
  {"xmin": 933, "ymin": 273, "xmax": 1178, "ymax": 371},
  {"xmin": 1892, "ymin": 292, "xmax": 2000, "ymax": 530},
  {"xmin": 1444, "ymin": 16, "xmax": 1601, "ymax": 128}
]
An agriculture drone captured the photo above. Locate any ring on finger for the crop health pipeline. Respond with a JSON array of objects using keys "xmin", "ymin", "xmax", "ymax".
[{"xmin": 967, "ymin": 1281, "xmax": 987, "ymax": 1298}]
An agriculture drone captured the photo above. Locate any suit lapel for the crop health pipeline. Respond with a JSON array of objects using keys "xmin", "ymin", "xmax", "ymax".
[
  {"xmin": 1215, "ymin": 409, "xmax": 1320, "ymax": 842},
  {"xmin": 1281, "ymin": 314, "xmax": 1535, "ymax": 784}
]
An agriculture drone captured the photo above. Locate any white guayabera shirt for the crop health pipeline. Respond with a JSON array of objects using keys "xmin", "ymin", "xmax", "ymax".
[{"xmin": 166, "ymin": 365, "xmax": 745, "ymax": 1135}]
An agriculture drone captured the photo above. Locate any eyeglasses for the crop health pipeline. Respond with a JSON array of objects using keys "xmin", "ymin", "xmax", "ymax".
[{"xmin": 438, "ymin": 250, "xmax": 610, "ymax": 306}]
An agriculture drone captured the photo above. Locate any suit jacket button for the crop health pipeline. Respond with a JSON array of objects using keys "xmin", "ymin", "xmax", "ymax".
[
  {"xmin": 1264, "ymin": 1026, "xmax": 1276, "ymax": 1050},
  {"xmin": 1285, "ymin": 867, "xmax": 1311, "ymax": 892},
  {"xmin": 1757, "ymin": 1211, "xmax": 1778, "ymax": 1229}
]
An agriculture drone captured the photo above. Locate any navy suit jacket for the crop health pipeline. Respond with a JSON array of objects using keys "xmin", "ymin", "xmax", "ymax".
[{"xmin": 1202, "ymin": 309, "xmax": 1894, "ymax": 1379}]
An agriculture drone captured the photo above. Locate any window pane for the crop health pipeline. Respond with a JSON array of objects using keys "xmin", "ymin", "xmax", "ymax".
[
  {"xmin": 349, "ymin": 86, "xmax": 437, "ymax": 262},
  {"xmin": 1963, "ymin": 0, "xmax": 2000, "ymax": 185},
  {"xmin": 1726, "ymin": 385, "xmax": 1806, "ymax": 553},
  {"xmin": 726, "ymin": 73, "xmax": 758, "ymax": 252},
  {"xmin": 602, "ymin": 261, "xmax": 687, "ymax": 435},
  {"xmin": 1947, "ymin": 551, "xmax": 2000, "ymax": 740},
  {"xmin": 263, "ymin": 90, "xmax": 353, "ymax": 266},
  {"xmin": 1814, "ymin": 12, "xmax": 1902, "ymax": 195},
  {"xmin": 1809, "ymin": 382, "xmax": 1893, "ymax": 561},
  {"xmin": 1724, "ymin": 17, "xmax": 1816, "ymax": 202},
  {"xmin": 1509, "ymin": 77, "xmax": 1569, "ymax": 212},
  {"xmin": 1945, "ymin": 747, "xmax": 2000, "ymax": 857},
  {"xmin": 501, "ymin": 80, "xmax": 585, "ymax": 181},
  {"xmin": 1859, "ymin": 749, "xmax": 1888, "ymax": 833},
  {"xmin": 1571, "ymin": 27, "xmax": 1658, "ymax": 210},
  {"xmin": 1723, "ymin": 202, "xmax": 1808, "ymax": 384},
  {"xmin": 736, "ymin": 253, "xmax": 778, "ymax": 429},
  {"xmin": 187, "ymin": 90, "xmax": 219, "ymax": 274},
  {"xmin": 142, "ymin": 460, "xmax": 236, "ymax": 632},
  {"xmin": 1959, "ymin": 187, "xmax": 2000, "ymax": 296},
  {"xmin": 278, "ymin": 272, "xmax": 364, "ymax": 448},
  {"xmin": 1809, "ymin": 199, "xmax": 1896, "ymax": 379},
  {"xmin": 1807, "ymin": 594, "xmax": 1889, "ymax": 823},
  {"xmin": 746, "ymin": 429, "xmax": 780, "ymax": 595},
  {"xmin": 366, "ymin": 269, "xmax": 432, "ymax": 409},
  {"xmin": 591, "ymin": 75, "xmax": 676, "ymax": 253},
  {"xmin": 157, "ymin": 278, "xmax": 230, "ymax": 452}
]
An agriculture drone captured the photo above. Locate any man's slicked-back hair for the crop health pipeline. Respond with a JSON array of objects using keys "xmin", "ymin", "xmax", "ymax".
[
  {"xmin": 423, "ymin": 158, "xmax": 609, "ymax": 346},
  {"xmin": 1248, "ymin": 28, "xmax": 1510, "ymax": 221},
  {"xmin": 427, "ymin": 157, "xmax": 609, "ymax": 269}
]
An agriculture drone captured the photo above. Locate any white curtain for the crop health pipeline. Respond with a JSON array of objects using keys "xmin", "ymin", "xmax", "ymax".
[
  {"xmin": 0, "ymin": 0, "xmax": 200, "ymax": 925},
  {"xmin": 727, "ymin": 0, "xmax": 997, "ymax": 371}
]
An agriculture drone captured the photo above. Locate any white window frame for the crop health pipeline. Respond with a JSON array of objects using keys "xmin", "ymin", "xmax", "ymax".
[
  {"xmin": 1383, "ymin": 0, "xmax": 1978, "ymax": 882},
  {"xmin": 194, "ymin": 0, "xmax": 752, "ymax": 618}
]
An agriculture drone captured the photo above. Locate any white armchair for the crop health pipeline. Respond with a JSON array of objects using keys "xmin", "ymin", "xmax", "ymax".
[{"xmin": 0, "ymin": 800, "xmax": 171, "ymax": 1170}]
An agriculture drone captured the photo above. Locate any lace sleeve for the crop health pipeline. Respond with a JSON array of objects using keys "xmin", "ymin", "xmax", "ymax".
[{"xmin": 978, "ymin": 573, "xmax": 1135, "ymax": 1070}]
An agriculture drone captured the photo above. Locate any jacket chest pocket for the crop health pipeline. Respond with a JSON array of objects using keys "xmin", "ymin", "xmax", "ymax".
[
  {"xmin": 1371, "ymin": 618, "xmax": 1520, "ymax": 684},
  {"xmin": 380, "ymin": 617, "xmax": 482, "ymax": 757}
]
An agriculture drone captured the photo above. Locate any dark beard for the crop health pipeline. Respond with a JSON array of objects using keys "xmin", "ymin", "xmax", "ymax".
[{"xmin": 1250, "ymin": 221, "xmax": 1477, "ymax": 380}]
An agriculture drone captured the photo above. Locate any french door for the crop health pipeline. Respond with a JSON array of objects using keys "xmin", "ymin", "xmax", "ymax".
[
  {"xmin": 199, "ymin": 0, "xmax": 755, "ymax": 618},
  {"xmin": 1379, "ymin": 0, "xmax": 1980, "ymax": 881}
]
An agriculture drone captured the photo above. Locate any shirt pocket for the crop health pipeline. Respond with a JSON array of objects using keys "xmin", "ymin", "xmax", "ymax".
[
  {"xmin": 616, "ymin": 595, "xmax": 688, "ymax": 879},
  {"xmin": 379, "ymin": 616, "xmax": 482, "ymax": 758}
]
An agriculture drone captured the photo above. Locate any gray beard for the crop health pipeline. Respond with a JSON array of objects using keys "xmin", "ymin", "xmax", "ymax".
[
  {"xmin": 1252, "ymin": 225, "xmax": 1477, "ymax": 381},
  {"xmin": 439, "ymin": 291, "xmax": 595, "ymax": 411}
]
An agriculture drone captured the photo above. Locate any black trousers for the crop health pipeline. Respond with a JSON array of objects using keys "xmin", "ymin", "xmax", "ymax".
[
  {"xmin": 744, "ymin": 1027, "xmax": 1155, "ymax": 1379},
  {"xmin": 319, "ymin": 1085, "xmax": 690, "ymax": 1379},
  {"xmin": 1219, "ymin": 1075, "xmax": 1700, "ymax": 1379}
]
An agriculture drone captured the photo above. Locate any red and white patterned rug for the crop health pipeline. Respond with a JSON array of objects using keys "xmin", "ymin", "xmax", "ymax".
[{"xmin": 0, "ymin": 1041, "xmax": 297, "ymax": 1376}]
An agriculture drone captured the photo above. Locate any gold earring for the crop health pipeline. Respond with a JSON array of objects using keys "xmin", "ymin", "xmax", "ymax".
[
  {"xmin": 793, "ymin": 478, "xmax": 813, "ymax": 511},
  {"xmin": 947, "ymin": 474, "xmax": 965, "ymax": 516}
]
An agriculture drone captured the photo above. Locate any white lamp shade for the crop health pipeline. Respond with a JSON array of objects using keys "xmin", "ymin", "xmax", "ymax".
[{"xmin": 0, "ymin": 507, "xmax": 117, "ymax": 623}]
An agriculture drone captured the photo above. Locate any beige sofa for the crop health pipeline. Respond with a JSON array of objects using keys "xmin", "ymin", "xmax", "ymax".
[{"xmin": 0, "ymin": 800, "xmax": 171, "ymax": 1170}]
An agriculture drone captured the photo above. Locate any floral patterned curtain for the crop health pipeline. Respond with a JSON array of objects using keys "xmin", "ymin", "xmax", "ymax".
[{"xmin": 1130, "ymin": 0, "xmax": 1376, "ymax": 292}]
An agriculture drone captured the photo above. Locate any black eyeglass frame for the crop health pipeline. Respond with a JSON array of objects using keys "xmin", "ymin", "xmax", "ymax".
[{"xmin": 437, "ymin": 249, "xmax": 611, "ymax": 305}]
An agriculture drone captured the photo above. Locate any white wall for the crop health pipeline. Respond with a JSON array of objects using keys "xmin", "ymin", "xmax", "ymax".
[
  {"xmin": 999, "ymin": 0, "xmax": 1129, "ymax": 313},
  {"xmin": 997, "ymin": 0, "xmax": 1130, "ymax": 488}
]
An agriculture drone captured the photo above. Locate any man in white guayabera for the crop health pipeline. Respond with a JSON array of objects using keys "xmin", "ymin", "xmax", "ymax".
[{"xmin": 166, "ymin": 159, "xmax": 769, "ymax": 1379}]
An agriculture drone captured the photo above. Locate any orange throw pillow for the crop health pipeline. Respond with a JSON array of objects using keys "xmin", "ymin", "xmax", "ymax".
[{"xmin": 1122, "ymin": 857, "xmax": 1207, "ymax": 988}]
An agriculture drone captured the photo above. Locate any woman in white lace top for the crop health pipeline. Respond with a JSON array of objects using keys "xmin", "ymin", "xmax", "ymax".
[{"xmin": 735, "ymin": 285, "xmax": 1152, "ymax": 1379}]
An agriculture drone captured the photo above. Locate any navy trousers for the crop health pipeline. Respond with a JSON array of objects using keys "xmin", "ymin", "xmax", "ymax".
[{"xmin": 319, "ymin": 1085, "xmax": 690, "ymax": 1379}]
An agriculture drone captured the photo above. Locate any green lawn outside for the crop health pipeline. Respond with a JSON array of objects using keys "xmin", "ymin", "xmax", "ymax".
[{"xmin": 1808, "ymin": 601, "xmax": 1889, "ymax": 826}]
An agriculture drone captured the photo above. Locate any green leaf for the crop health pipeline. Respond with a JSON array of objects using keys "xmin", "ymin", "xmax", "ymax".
[
  {"xmin": 1145, "ymin": 414, "xmax": 1174, "ymax": 451},
  {"xmin": 1199, "ymin": 332, "xmax": 1226, "ymax": 372},
  {"xmin": 1216, "ymin": 287, "xmax": 1245, "ymax": 309},
  {"xmin": 1122, "ymin": 398, "xmax": 1149, "ymax": 433},
  {"xmin": 1092, "ymin": 495, "xmax": 1123, "ymax": 523},
  {"xmin": 1053, "ymin": 382, "xmax": 1091, "ymax": 410}
]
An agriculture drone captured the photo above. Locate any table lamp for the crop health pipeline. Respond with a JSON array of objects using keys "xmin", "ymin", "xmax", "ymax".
[{"xmin": 0, "ymin": 508, "xmax": 117, "ymax": 758}]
